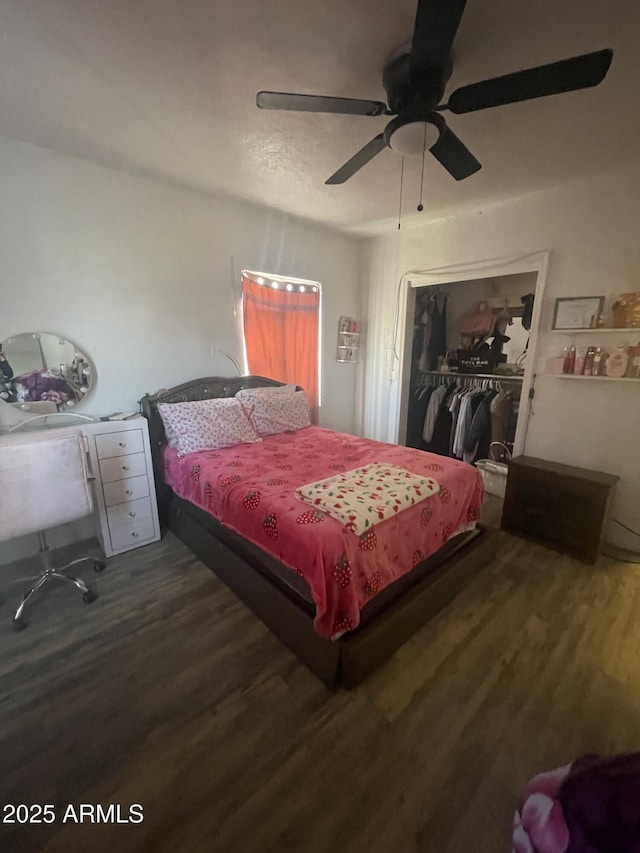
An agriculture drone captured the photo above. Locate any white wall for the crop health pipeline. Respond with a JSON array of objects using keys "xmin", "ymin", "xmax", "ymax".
[
  {"xmin": 360, "ymin": 163, "xmax": 640, "ymax": 550},
  {"xmin": 0, "ymin": 136, "xmax": 360, "ymax": 561},
  {"xmin": 0, "ymin": 136, "xmax": 360, "ymax": 430}
]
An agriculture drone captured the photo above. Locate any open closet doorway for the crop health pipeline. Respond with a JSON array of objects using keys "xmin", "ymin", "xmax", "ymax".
[{"xmin": 396, "ymin": 253, "xmax": 548, "ymax": 524}]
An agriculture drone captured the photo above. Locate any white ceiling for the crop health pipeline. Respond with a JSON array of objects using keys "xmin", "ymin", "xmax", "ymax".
[{"xmin": 1, "ymin": 0, "xmax": 639, "ymax": 234}]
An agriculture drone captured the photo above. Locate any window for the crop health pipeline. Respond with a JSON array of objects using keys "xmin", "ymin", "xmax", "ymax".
[{"xmin": 241, "ymin": 272, "xmax": 321, "ymax": 420}]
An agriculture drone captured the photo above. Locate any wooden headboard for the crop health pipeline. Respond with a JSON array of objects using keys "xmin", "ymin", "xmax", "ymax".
[{"xmin": 139, "ymin": 375, "xmax": 288, "ymax": 522}]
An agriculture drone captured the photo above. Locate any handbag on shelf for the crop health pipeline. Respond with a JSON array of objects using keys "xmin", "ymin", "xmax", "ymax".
[
  {"xmin": 457, "ymin": 343, "xmax": 497, "ymax": 374},
  {"xmin": 458, "ymin": 301, "xmax": 496, "ymax": 340}
]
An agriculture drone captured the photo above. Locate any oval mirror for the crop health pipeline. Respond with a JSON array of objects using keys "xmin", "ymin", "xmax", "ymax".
[{"xmin": 0, "ymin": 332, "xmax": 94, "ymax": 410}]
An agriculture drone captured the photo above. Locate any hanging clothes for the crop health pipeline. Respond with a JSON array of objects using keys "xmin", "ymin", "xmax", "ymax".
[
  {"xmin": 448, "ymin": 389, "xmax": 465, "ymax": 457},
  {"xmin": 422, "ymin": 384, "xmax": 448, "ymax": 443},
  {"xmin": 424, "ymin": 383, "xmax": 456, "ymax": 457},
  {"xmin": 464, "ymin": 390, "xmax": 498, "ymax": 464},
  {"xmin": 490, "ymin": 390, "xmax": 518, "ymax": 460},
  {"xmin": 452, "ymin": 388, "xmax": 484, "ymax": 458},
  {"xmin": 427, "ymin": 292, "xmax": 448, "ymax": 370},
  {"xmin": 408, "ymin": 370, "xmax": 522, "ymax": 464},
  {"xmin": 406, "ymin": 382, "xmax": 434, "ymax": 450},
  {"xmin": 417, "ymin": 311, "xmax": 432, "ymax": 374},
  {"xmin": 413, "ymin": 292, "xmax": 432, "ymax": 372}
]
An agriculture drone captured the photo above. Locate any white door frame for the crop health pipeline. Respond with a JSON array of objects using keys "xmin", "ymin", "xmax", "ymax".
[{"xmin": 394, "ymin": 250, "xmax": 550, "ymax": 456}]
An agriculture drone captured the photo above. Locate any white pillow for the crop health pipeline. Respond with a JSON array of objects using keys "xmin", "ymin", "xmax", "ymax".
[
  {"xmin": 237, "ymin": 383, "xmax": 297, "ymax": 396},
  {"xmin": 158, "ymin": 398, "xmax": 261, "ymax": 455},
  {"xmin": 236, "ymin": 388, "xmax": 310, "ymax": 437}
]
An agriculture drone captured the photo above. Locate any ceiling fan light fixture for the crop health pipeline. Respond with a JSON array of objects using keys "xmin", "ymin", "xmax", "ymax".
[
  {"xmin": 388, "ymin": 119, "xmax": 440, "ymax": 156},
  {"xmin": 256, "ymin": 0, "xmax": 613, "ymax": 188}
]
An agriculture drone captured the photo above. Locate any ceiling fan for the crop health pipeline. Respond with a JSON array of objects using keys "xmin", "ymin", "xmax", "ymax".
[{"xmin": 256, "ymin": 0, "xmax": 613, "ymax": 185}]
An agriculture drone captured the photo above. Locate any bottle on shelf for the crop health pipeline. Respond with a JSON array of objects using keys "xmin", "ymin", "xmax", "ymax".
[
  {"xmin": 562, "ymin": 345, "xmax": 576, "ymax": 374},
  {"xmin": 583, "ymin": 347, "xmax": 596, "ymax": 376},
  {"xmin": 592, "ymin": 347, "xmax": 605, "ymax": 376},
  {"xmin": 606, "ymin": 345, "xmax": 629, "ymax": 378}
]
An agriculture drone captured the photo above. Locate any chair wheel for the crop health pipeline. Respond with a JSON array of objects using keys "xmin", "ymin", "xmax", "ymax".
[
  {"xmin": 13, "ymin": 616, "xmax": 28, "ymax": 632},
  {"xmin": 93, "ymin": 561, "xmax": 106, "ymax": 573},
  {"xmin": 82, "ymin": 590, "xmax": 98, "ymax": 604}
]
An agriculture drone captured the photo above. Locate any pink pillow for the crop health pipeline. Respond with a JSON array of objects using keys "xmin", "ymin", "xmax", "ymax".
[
  {"xmin": 236, "ymin": 388, "xmax": 310, "ymax": 436},
  {"xmin": 157, "ymin": 398, "xmax": 261, "ymax": 455}
]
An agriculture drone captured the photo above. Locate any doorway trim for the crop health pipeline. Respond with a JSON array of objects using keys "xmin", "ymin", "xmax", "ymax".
[{"xmin": 394, "ymin": 250, "xmax": 550, "ymax": 456}]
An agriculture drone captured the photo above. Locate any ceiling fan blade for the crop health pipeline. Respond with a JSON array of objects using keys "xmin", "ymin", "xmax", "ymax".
[
  {"xmin": 447, "ymin": 48, "xmax": 613, "ymax": 114},
  {"xmin": 410, "ymin": 0, "xmax": 468, "ymax": 74},
  {"xmin": 257, "ymin": 91, "xmax": 388, "ymax": 117},
  {"xmin": 429, "ymin": 123, "xmax": 480, "ymax": 180},
  {"xmin": 325, "ymin": 134, "xmax": 388, "ymax": 185}
]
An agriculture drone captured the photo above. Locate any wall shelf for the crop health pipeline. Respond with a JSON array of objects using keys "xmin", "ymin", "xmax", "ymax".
[
  {"xmin": 549, "ymin": 327, "xmax": 640, "ymax": 334},
  {"xmin": 544, "ymin": 374, "xmax": 640, "ymax": 382},
  {"xmin": 336, "ymin": 315, "xmax": 359, "ymax": 363}
]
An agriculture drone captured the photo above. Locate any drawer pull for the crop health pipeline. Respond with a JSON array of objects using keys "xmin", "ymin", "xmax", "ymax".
[
  {"xmin": 122, "ymin": 465, "xmax": 130, "ymax": 471},
  {"xmin": 118, "ymin": 441, "xmax": 126, "ymax": 448},
  {"xmin": 128, "ymin": 511, "xmax": 136, "ymax": 518},
  {"xmin": 131, "ymin": 532, "xmax": 139, "ymax": 538},
  {"xmin": 125, "ymin": 489, "xmax": 133, "ymax": 495}
]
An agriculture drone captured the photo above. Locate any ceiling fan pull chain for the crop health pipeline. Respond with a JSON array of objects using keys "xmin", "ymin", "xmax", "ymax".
[
  {"xmin": 398, "ymin": 155, "xmax": 405, "ymax": 230},
  {"xmin": 417, "ymin": 123, "xmax": 427, "ymax": 212}
]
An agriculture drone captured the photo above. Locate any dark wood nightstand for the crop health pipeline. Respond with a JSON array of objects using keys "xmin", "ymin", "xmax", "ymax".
[{"xmin": 501, "ymin": 456, "xmax": 619, "ymax": 564}]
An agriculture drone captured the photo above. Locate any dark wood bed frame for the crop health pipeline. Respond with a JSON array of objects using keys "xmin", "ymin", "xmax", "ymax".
[{"xmin": 140, "ymin": 376, "xmax": 498, "ymax": 688}]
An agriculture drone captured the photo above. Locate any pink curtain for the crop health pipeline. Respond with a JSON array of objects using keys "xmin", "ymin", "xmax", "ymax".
[{"xmin": 242, "ymin": 276, "xmax": 320, "ymax": 420}]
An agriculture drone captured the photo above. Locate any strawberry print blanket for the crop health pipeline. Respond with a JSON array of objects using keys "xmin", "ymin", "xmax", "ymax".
[
  {"xmin": 295, "ymin": 464, "xmax": 439, "ymax": 535},
  {"xmin": 163, "ymin": 426, "xmax": 483, "ymax": 639}
]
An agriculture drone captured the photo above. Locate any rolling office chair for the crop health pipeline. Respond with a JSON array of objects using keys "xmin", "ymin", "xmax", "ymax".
[{"xmin": 0, "ymin": 427, "xmax": 104, "ymax": 630}]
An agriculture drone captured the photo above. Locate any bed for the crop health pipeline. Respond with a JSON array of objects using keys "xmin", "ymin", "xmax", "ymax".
[{"xmin": 140, "ymin": 376, "xmax": 498, "ymax": 688}]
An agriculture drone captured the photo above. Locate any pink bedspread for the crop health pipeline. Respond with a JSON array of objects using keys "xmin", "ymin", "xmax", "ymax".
[{"xmin": 164, "ymin": 426, "xmax": 483, "ymax": 639}]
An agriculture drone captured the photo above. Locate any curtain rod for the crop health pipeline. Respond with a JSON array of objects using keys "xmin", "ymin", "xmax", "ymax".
[{"xmin": 243, "ymin": 269, "xmax": 322, "ymax": 289}]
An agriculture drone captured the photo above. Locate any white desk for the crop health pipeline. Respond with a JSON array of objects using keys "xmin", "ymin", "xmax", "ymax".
[{"xmin": 1, "ymin": 415, "xmax": 160, "ymax": 558}]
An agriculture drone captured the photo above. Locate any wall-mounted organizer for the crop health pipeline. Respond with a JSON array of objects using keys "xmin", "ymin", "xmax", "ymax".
[
  {"xmin": 544, "ymin": 292, "xmax": 640, "ymax": 381},
  {"xmin": 544, "ymin": 327, "xmax": 640, "ymax": 381},
  {"xmin": 337, "ymin": 316, "xmax": 359, "ymax": 363}
]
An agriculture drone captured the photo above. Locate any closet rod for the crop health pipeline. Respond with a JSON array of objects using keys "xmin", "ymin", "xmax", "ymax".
[{"xmin": 419, "ymin": 370, "xmax": 524, "ymax": 383}]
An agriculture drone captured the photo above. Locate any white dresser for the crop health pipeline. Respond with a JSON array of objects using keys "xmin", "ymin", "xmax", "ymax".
[{"xmin": 82, "ymin": 416, "xmax": 160, "ymax": 557}]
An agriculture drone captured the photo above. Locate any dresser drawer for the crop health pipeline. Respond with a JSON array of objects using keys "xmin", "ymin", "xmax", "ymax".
[
  {"xmin": 109, "ymin": 516, "xmax": 156, "ymax": 552},
  {"xmin": 99, "ymin": 452, "xmax": 147, "ymax": 483},
  {"xmin": 95, "ymin": 428, "xmax": 144, "ymax": 459},
  {"xmin": 102, "ymin": 474, "xmax": 150, "ymax": 507},
  {"xmin": 107, "ymin": 496, "xmax": 153, "ymax": 528}
]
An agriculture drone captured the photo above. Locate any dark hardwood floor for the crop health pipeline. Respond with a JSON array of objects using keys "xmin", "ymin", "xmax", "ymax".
[{"xmin": 1, "ymin": 527, "xmax": 639, "ymax": 852}]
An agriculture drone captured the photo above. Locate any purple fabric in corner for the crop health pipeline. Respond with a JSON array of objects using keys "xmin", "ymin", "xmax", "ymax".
[
  {"xmin": 560, "ymin": 753, "xmax": 640, "ymax": 852},
  {"xmin": 513, "ymin": 764, "xmax": 571, "ymax": 853},
  {"xmin": 514, "ymin": 753, "xmax": 640, "ymax": 853}
]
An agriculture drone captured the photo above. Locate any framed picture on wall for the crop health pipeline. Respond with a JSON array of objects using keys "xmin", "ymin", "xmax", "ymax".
[{"xmin": 552, "ymin": 296, "xmax": 604, "ymax": 330}]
